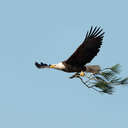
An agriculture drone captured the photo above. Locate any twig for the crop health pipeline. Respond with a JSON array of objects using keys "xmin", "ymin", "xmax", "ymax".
[
  {"xmin": 76, "ymin": 76, "xmax": 102, "ymax": 93},
  {"xmin": 69, "ymin": 64, "xmax": 128, "ymax": 94}
]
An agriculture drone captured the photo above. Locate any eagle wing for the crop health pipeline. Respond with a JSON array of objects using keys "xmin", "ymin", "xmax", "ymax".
[
  {"xmin": 64, "ymin": 26, "xmax": 104, "ymax": 67},
  {"xmin": 35, "ymin": 62, "xmax": 50, "ymax": 68}
]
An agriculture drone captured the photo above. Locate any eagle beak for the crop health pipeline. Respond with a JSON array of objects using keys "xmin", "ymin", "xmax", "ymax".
[{"xmin": 50, "ymin": 65, "xmax": 55, "ymax": 68}]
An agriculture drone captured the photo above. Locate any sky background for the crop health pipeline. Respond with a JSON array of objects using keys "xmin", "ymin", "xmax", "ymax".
[{"xmin": 0, "ymin": 0, "xmax": 128, "ymax": 128}]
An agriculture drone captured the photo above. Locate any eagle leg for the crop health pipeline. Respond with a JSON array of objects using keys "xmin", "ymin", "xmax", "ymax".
[
  {"xmin": 80, "ymin": 71, "xmax": 85, "ymax": 77},
  {"xmin": 69, "ymin": 72, "xmax": 80, "ymax": 79}
]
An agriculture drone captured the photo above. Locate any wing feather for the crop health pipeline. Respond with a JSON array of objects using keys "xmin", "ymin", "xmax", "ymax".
[
  {"xmin": 35, "ymin": 62, "xmax": 50, "ymax": 68},
  {"xmin": 64, "ymin": 26, "xmax": 104, "ymax": 67}
]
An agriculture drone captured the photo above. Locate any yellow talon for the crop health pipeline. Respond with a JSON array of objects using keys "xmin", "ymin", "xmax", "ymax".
[{"xmin": 80, "ymin": 71, "xmax": 85, "ymax": 77}]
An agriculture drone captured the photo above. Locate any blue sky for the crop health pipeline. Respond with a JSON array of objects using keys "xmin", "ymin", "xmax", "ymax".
[{"xmin": 0, "ymin": 0, "xmax": 128, "ymax": 128}]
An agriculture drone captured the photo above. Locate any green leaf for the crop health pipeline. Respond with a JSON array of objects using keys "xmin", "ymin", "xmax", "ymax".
[
  {"xmin": 100, "ymin": 71, "xmax": 115, "ymax": 81},
  {"xmin": 110, "ymin": 64, "xmax": 121, "ymax": 74},
  {"xmin": 94, "ymin": 80, "xmax": 113, "ymax": 94},
  {"xmin": 102, "ymin": 88, "xmax": 113, "ymax": 94},
  {"xmin": 75, "ymin": 64, "xmax": 128, "ymax": 94},
  {"xmin": 120, "ymin": 77, "xmax": 128, "ymax": 85},
  {"xmin": 110, "ymin": 77, "xmax": 121, "ymax": 83}
]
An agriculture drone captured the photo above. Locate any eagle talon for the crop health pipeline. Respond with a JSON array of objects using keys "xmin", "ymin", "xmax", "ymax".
[{"xmin": 80, "ymin": 71, "xmax": 85, "ymax": 77}]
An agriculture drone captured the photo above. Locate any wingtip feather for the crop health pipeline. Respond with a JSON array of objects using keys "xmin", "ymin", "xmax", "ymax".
[
  {"xmin": 35, "ymin": 62, "xmax": 42, "ymax": 68},
  {"xmin": 86, "ymin": 26, "xmax": 104, "ymax": 38}
]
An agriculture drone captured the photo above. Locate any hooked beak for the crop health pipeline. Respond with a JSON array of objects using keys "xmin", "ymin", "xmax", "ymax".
[{"xmin": 50, "ymin": 65, "xmax": 55, "ymax": 68}]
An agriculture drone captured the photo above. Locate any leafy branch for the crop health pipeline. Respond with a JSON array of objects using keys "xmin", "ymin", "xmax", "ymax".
[{"xmin": 70, "ymin": 64, "xmax": 128, "ymax": 94}]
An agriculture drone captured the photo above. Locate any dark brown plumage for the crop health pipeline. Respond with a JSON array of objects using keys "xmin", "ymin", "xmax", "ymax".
[
  {"xmin": 35, "ymin": 26, "xmax": 104, "ymax": 74},
  {"xmin": 64, "ymin": 26, "xmax": 104, "ymax": 67}
]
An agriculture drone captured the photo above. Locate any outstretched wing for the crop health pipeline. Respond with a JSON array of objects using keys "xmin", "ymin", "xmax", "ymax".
[
  {"xmin": 35, "ymin": 62, "xmax": 50, "ymax": 69},
  {"xmin": 64, "ymin": 26, "xmax": 104, "ymax": 67}
]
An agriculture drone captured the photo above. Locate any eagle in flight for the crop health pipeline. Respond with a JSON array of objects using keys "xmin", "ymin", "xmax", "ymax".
[{"xmin": 35, "ymin": 26, "xmax": 104, "ymax": 77}]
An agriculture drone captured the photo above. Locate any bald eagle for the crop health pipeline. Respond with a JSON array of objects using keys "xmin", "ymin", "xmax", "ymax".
[{"xmin": 35, "ymin": 26, "xmax": 104, "ymax": 77}]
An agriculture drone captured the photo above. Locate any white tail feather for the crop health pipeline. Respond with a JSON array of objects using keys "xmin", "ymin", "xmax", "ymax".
[{"xmin": 86, "ymin": 65, "xmax": 101, "ymax": 73}]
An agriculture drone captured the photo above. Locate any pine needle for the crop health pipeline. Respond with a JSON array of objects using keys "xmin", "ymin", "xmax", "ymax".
[{"xmin": 71, "ymin": 64, "xmax": 128, "ymax": 94}]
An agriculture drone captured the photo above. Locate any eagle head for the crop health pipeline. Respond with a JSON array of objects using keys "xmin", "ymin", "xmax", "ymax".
[{"xmin": 50, "ymin": 62, "xmax": 65, "ymax": 70}]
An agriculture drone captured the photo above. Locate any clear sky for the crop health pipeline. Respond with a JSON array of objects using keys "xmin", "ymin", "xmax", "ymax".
[{"xmin": 0, "ymin": 0, "xmax": 128, "ymax": 128}]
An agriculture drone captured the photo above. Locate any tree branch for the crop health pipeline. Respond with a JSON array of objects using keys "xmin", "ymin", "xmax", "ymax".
[{"xmin": 69, "ymin": 64, "xmax": 128, "ymax": 94}]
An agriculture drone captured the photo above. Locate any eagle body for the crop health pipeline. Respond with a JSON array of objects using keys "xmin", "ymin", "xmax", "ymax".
[
  {"xmin": 61, "ymin": 62, "xmax": 86, "ymax": 73},
  {"xmin": 35, "ymin": 26, "xmax": 104, "ymax": 74}
]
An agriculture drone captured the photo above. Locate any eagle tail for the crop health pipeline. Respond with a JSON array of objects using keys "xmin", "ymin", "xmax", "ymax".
[{"xmin": 85, "ymin": 65, "xmax": 101, "ymax": 73}]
